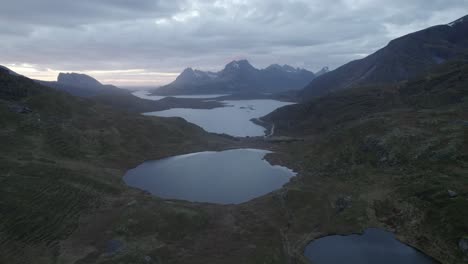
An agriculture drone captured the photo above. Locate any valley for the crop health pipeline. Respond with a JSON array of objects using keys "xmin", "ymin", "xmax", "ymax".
[
  {"xmin": 2, "ymin": 58, "xmax": 467, "ymax": 264},
  {"xmin": 1, "ymin": 11, "xmax": 468, "ymax": 264}
]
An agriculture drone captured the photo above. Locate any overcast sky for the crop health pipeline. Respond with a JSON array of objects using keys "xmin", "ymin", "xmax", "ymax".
[{"xmin": 1, "ymin": 0, "xmax": 467, "ymax": 87}]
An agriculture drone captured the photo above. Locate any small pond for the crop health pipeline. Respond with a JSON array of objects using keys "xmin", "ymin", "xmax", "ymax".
[{"xmin": 304, "ymin": 228, "xmax": 436, "ymax": 264}]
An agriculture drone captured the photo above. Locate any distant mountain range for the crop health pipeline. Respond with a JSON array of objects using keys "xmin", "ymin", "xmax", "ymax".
[
  {"xmin": 38, "ymin": 72, "xmax": 127, "ymax": 97},
  {"xmin": 301, "ymin": 14, "xmax": 468, "ymax": 99},
  {"xmin": 0, "ymin": 69, "xmax": 228, "ymax": 113},
  {"xmin": 154, "ymin": 60, "xmax": 327, "ymax": 95}
]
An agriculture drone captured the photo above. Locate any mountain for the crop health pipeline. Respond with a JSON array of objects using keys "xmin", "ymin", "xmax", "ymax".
[
  {"xmin": 57, "ymin": 72, "xmax": 103, "ymax": 88},
  {"xmin": 153, "ymin": 59, "xmax": 317, "ymax": 95},
  {"xmin": 38, "ymin": 72, "xmax": 127, "ymax": 97},
  {"xmin": 301, "ymin": 14, "xmax": 468, "ymax": 99}
]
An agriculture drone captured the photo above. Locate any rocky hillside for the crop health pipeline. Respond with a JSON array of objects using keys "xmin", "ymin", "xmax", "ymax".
[{"xmin": 301, "ymin": 14, "xmax": 468, "ymax": 99}]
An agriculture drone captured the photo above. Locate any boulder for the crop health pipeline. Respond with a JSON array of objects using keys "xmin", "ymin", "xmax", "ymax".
[
  {"xmin": 144, "ymin": 255, "xmax": 152, "ymax": 263},
  {"xmin": 448, "ymin": 190, "xmax": 458, "ymax": 198}
]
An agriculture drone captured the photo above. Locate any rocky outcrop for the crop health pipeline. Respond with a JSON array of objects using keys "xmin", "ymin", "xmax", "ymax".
[{"xmin": 448, "ymin": 190, "xmax": 458, "ymax": 198}]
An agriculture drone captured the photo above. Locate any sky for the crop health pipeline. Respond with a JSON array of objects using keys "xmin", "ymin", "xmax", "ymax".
[{"xmin": 1, "ymin": 0, "xmax": 467, "ymax": 87}]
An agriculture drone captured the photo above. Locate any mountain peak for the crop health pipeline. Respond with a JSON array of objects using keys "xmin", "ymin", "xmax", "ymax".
[
  {"xmin": 448, "ymin": 14, "xmax": 468, "ymax": 27},
  {"xmin": 315, "ymin": 66, "xmax": 330, "ymax": 76},
  {"xmin": 175, "ymin": 67, "xmax": 198, "ymax": 83},
  {"xmin": 57, "ymin": 72, "xmax": 102, "ymax": 87},
  {"xmin": 177, "ymin": 67, "xmax": 194, "ymax": 77},
  {"xmin": 225, "ymin": 60, "xmax": 255, "ymax": 70},
  {"xmin": 181, "ymin": 67, "xmax": 194, "ymax": 74},
  {"xmin": 156, "ymin": 59, "xmax": 317, "ymax": 94},
  {"xmin": 266, "ymin": 64, "xmax": 300, "ymax": 73}
]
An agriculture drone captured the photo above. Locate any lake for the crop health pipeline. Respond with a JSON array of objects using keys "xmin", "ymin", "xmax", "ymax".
[
  {"xmin": 144, "ymin": 99, "xmax": 294, "ymax": 137},
  {"xmin": 304, "ymin": 228, "xmax": 436, "ymax": 264},
  {"xmin": 123, "ymin": 149, "xmax": 296, "ymax": 204}
]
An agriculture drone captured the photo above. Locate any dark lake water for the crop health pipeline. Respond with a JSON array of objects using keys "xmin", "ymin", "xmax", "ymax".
[
  {"xmin": 123, "ymin": 149, "xmax": 296, "ymax": 204},
  {"xmin": 304, "ymin": 228, "xmax": 436, "ymax": 264}
]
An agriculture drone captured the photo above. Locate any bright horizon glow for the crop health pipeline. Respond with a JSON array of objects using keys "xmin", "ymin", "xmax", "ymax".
[{"xmin": 6, "ymin": 63, "xmax": 179, "ymax": 87}]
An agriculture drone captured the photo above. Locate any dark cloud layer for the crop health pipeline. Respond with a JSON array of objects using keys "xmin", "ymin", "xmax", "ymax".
[{"xmin": 1, "ymin": 0, "xmax": 467, "ymax": 86}]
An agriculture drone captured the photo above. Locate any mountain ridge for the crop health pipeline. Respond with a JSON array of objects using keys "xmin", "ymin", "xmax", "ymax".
[
  {"xmin": 300, "ymin": 14, "xmax": 468, "ymax": 99},
  {"xmin": 153, "ymin": 60, "xmax": 320, "ymax": 95}
]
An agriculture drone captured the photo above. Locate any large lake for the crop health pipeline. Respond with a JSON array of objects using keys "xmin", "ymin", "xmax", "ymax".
[
  {"xmin": 123, "ymin": 149, "xmax": 296, "ymax": 204},
  {"xmin": 304, "ymin": 228, "xmax": 436, "ymax": 264},
  {"xmin": 144, "ymin": 100, "xmax": 294, "ymax": 137}
]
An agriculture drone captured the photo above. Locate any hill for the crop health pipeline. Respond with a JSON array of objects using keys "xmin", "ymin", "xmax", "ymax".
[{"xmin": 301, "ymin": 14, "xmax": 468, "ymax": 99}]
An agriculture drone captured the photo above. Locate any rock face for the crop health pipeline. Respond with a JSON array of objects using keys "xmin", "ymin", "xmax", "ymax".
[
  {"xmin": 301, "ymin": 14, "xmax": 468, "ymax": 99},
  {"xmin": 154, "ymin": 60, "xmax": 320, "ymax": 95}
]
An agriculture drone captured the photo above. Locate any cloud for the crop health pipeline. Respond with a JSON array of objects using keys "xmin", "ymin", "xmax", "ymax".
[{"xmin": 1, "ymin": 0, "xmax": 467, "ymax": 86}]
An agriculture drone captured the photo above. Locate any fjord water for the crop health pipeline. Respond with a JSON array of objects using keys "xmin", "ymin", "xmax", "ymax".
[
  {"xmin": 144, "ymin": 100, "xmax": 295, "ymax": 137},
  {"xmin": 304, "ymin": 228, "xmax": 435, "ymax": 264},
  {"xmin": 132, "ymin": 90, "xmax": 229, "ymax": 100},
  {"xmin": 123, "ymin": 149, "xmax": 296, "ymax": 204}
]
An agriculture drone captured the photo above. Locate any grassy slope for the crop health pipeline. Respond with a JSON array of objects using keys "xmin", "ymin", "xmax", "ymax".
[{"xmin": 263, "ymin": 60, "xmax": 468, "ymax": 263}]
